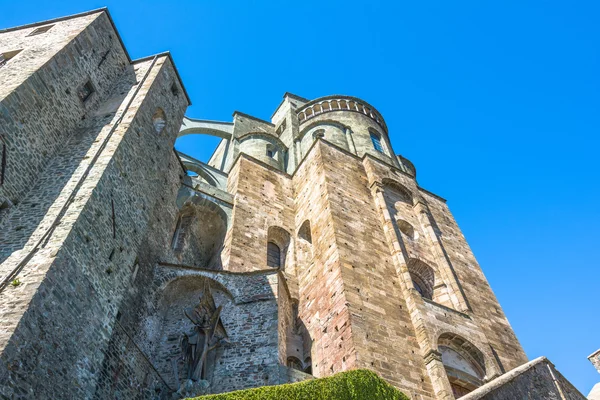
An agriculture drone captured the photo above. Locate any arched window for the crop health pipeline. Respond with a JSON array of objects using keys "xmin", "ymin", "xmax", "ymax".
[
  {"xmin": 370, "ymin": 131, "xmax": 384, "ymax": 153},
  {"xmin": 152, "ymin": 108, "xmax": 167, "ymax": 133},
  {"xmin": 287, "ymin": 356, "xmax": 303, "ymax": 371},
  {"xmin": 266, "ymin": 144, "xmax": 276, "ymax": 159},
  {"xmin": 298, "ymin": 220, "xmax": 312, "ymax": 244},
  {"xmin": 267, "ymin": 226, "xmax": 291, "ymax": 270},
  {"xmin": 267, "ymin": 242, "xmax": 281, "ymax": 268},
  {"xmin": 407, "ymin": 259, "xmax": 435, "ymax": 300},
  {"xmin": 438, "ymin": 333, "xmax": 486, "ymax": 398}
]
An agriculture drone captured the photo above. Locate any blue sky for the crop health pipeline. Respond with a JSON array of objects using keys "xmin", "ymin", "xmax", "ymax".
[{"xmin": 2, "ymin": 0, "xmax": 599, "ymax": 394}]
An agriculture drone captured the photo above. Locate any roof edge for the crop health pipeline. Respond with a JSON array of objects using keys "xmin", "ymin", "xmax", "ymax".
[
  {"xmin": 232, "ymin": 111, "xmax": 275, "ymax": 126},
  {"xmin": 133, "ymin": 52, "xmax": 192, "ymax": 106},
  {"xmin": 0, "ymin": 8, "xmax": 132, "ymax": 64}
]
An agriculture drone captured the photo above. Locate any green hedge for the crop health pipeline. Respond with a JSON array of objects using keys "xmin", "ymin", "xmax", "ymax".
[{"xmin": 190, "ymin": 369, "xmax": 409, "ymax": 400}]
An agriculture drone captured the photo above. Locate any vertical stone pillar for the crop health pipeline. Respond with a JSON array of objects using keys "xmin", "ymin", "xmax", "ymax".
[
  {"xmin": 345, "ymin": 127, "xmax": 357, "ymax": 155},
  {"xmin": 294, "ymin": 138, "xmax": 302, "ymax": 167},
  {"xmin": 424, "ymin": 350, "xmax": 454, "ymax": 400}
]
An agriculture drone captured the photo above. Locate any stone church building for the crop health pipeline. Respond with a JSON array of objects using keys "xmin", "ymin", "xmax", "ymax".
[{"xmin": 0, "ymin": 8, "xmax": 590, "ymax": 400}]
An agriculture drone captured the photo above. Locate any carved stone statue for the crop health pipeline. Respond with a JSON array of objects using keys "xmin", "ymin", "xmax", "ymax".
[{"xmin": 180, "ymin": 280, "xmax": 228, "ymax": 383}]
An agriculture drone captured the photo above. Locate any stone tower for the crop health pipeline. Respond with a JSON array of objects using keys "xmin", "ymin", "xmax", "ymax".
[
  {"xmin": 0, "ymin": 9, "xmax": 189, "ymax": 399},
  {"xmin": 0, "ymin": 8, "xmax": 586, "ymax": 400},
  {"xmin": 178, "ymin": 93, "xmax": 528, "ymax": 399}
]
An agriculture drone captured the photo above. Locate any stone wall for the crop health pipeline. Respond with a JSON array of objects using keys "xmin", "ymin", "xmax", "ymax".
[
  {"xmin": 0, "ymin": 15, "xmax": 189, "ymax": 394},
  {"xmin": 224, "ymin": 155, "xmax": 295, "ymax": 273},
  {"xmin": 0, "ymin": 11, "xmax": 129, "ymax": 214},
  {"xmin": 461, "ymin": 357, "xmax": 585, "ymax": 400}
]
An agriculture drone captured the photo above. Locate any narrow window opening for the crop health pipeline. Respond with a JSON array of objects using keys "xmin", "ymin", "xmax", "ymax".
[
  {"xmin": 0, "ymin": 49, "xmax": 22, "ymax": 68},
  {"xmin": 266, "ymin": 144, "xmax": 277, "ymax": 159},
  {"xmin": 171, "ymin": 216, "xmax": 183, "ymax": 250},
  {"xmin": 0, "ymin": 137, "xmax": 6, "ymax": 186},
  {"xmin": 171, "ymin": 82, "xmax": 179, "ymax": 96},
  {"xmin": 370, "ymin": 131, "xmax": 384, "ymax": 153},
  {"xmin": 78, "ymin": 80, "xmax": 95, "ymax": 102},
  {"xmin": 152, "ymin": 108, "xmax": 167, "ymax": 133},
  {"xmin": 28, "ymin": 24, "xmax": 54, "ymax": 36},
  {"xmin": 111, "ymin": 198, "xmax": 116, "ymax": 239},
  {"xmin": 298, "ymin": 220, "xmax": 312, "ymax": 244},
  {"xmin": 276, "ymin": 119, "xmax": 287, "ymax": 135},
  {"xmin": 267, "ymin": 242, "xmax": 281, "ymax": 268}
]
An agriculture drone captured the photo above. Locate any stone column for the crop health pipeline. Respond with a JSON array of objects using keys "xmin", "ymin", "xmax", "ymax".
[
  {"xmin": 345, "ymin": 127, "xmax": 357, "ymax": 155},
  {"xmin": 424, "ymin": 350, "xmax": 454, "ymax": 400}
]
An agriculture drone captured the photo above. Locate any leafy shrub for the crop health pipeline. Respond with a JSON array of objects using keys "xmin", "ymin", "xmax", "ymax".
[{"xmin": 190, "ymin": 369, "xmax": 409, "ymax": 400}]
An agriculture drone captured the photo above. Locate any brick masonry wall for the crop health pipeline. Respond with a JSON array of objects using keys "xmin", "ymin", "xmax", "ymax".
[
  {"xmin": 224, "ymin": 156, "xmax": 295, "ymax": 273},
  {"xmin": 314, "ymin": 141, "xmax": 436, "ymax": 398},
  {"xmin": 292, "ymin": 142, "xmax": 358, "ymax": 381}
]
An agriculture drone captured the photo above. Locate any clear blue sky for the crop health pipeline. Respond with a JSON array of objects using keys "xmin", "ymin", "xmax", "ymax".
[{"xmin": 2, "ymin": 0, "xmax": 599, "ymax": 394}]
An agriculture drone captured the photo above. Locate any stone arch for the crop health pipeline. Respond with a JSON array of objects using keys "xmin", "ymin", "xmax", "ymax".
[
  {"xmin": 267, "ymin": 226, "xmax": 292, "ymax": 270},
  {"xmin": 381, "ymin": 178, "xmax": 413, "ymax": 206},
  {"xmin": 438, "ymin": 333, "xmax": 487, "ymax": 396},
  {"xmin": 152, "ymin": 275, "xmax": 234, "ymax": 389},
  {"xmin": 407, "ymin": 258, "xmax": 435, "ymax": 300},
  {"xmin": 183, "ymin": 161, "xmax": 219, "ymax": 188},
  {"xmin": 303, "ymin": 357, "xmax": 312, "ymax": 374},
  {"xmin": 152, "ymin": 108, "xmax": 167, "ymax": 133},
  {"xmin": 287, "ymin": 356, "xmax": 303, "ymax": 370},
  {"xmin": 172, "ymin": 197, "xmax": 228, "ymax": 268},
  {"xmin": 178, "ymin": 116, "xmax": 234, "ymax": 139}
]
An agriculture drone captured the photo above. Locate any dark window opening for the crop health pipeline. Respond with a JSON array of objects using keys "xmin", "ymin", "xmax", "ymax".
[
  {"xmin": 0, "ymin": 137, "xmax": 6, "ymax": 186},
  {"xmin": 28, "ymin": 24, "xmax": 54, "ymax": 36},
  {"xmin": 267, "ymin": 242, "xmax": 281, "ymax": 268},
  {"xmin": 0, "ymin": 49, "xmax": 22, "ymax": 68},
  {"xmin": 370, "ymin": 132, "xmax": 384, "ymax": 153},
  {"xmin": 276, "ymin": 119, "xmax": 287, "ymax": 135},
  {"xmin": 78, "ymin": 80, "xmax": 95, "ymax": 102},
  {"xmin": 171, "ymin": 82, "xmax": 179, "ymax": 96}
]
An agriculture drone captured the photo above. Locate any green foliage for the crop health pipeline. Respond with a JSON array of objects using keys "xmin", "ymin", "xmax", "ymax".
[
  {"xmin": 10, "ymin": 278, "xmax": 21, "ymax": 287},
  {"xmin": 190, "ymin": 369, "xmax": 410, "ymax": 400}
]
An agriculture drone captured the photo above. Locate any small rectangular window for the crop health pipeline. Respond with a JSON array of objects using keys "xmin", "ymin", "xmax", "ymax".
[
  {"xmin": 0, "ymin": 49, "xmax": 22, "ymax": 68},
  {"xmin": 275, "ymin": 119, "xmax": 287, "ymax": 135},
  {"xmin": 28, "ymin": 24, "xmax": 54, "ymax": 36},
  {"xmin": 370, "ymin": 132, "xmax": 384, "ymax": 153},
  {"xmin": 78, "ymin": 80, "xmax": 95, "ymax": 102}
]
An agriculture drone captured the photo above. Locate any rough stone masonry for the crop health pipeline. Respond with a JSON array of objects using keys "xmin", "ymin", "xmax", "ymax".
[{"xmin": 0, "ymin": 7, "xmax": 590, "ymax": 400}]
